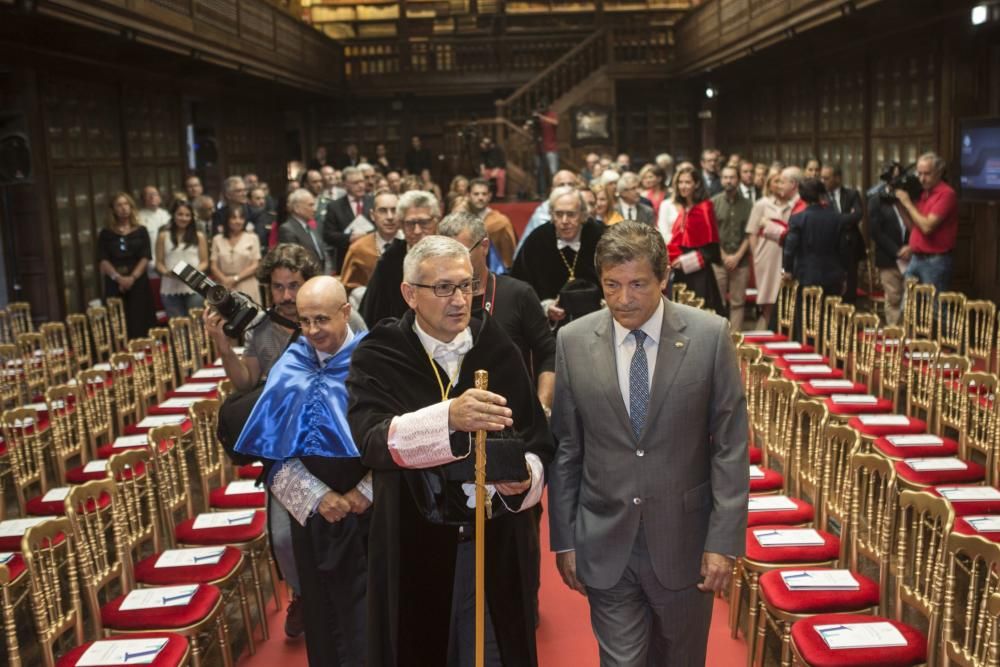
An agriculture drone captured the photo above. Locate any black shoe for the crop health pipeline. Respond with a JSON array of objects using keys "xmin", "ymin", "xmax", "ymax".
[{"xmin": 285, "ymin": 595, "xmax": 305, "ymax": 638}]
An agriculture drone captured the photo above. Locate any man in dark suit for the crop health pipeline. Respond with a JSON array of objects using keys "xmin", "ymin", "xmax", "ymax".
[
  {"xmin": 278, "ymin": 188, "xmax": 328, "ymax": 271},
  {"xmin": 614, "ymin": 172, "xmax": 655, "ymax": 225},
  {"xmin": 550, "ymin": 221, "xmax": 748, "ymax": 666},
  {"xmin": 700, "ymin": 149, "xmax": 722, "ymax": 196},
  {"xmin": 738, "ymin": 160, "xmax": 761, "ymax": 203},
  {"xmin": 821, "ymin": 165, "xmax": 865, "ymax": 303},
  {"xmin": 404, "ymin": 135, "xmax": 433, "ymax": 176},
  {"xmin": 867, "ymin": 188, "xmax": 910, "ymax": 324},
  {"xmin": 211, "ymin": 175, "xmax": 252, "ymax": 237},
  {"xmin": 323, "ymin": 166, "xmax": 374, "ymax": 273}
]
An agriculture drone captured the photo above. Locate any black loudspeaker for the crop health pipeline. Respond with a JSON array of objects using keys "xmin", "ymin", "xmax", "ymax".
[{"xmin": 0, "ymin": 112, "xmax": 31, "ymax": 186}]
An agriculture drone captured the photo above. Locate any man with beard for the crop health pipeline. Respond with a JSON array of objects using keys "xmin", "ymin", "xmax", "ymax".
[
  {"xmin": 234, "ymin": 276, "xmax": 371, "ymax": 666},
  {"xmin": 347, "ymin": 236, "xmax": 554, "ymax": 666},
  {"xmin": 358, "ymin": 190, "xmax": 439, "ymax": 327},
  {"xmin": 467, "ymin": 178, "xmax": 516, "ymax": 269},
  {"xmin": 341, "ymin": 190, "xmax": 403, "ymax": 295}
]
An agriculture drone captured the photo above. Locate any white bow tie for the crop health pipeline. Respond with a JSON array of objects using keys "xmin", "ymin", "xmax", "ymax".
[
  {"xmin": 557, "ymin": 239, "xmax": 581, "ymax": 252},
  {"xmin": 432, "ymin": 330, "xmax": 473, "ymax": 360}
]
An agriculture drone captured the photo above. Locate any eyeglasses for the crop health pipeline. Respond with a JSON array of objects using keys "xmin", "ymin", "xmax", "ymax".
[
  {"xmin": 402, "ymin": 218, "xmax": 436, "ymax": 230},
  {"xmin": 410, "ymin": 279, "xmax": 480, "ymax": 297},
  {"xmin": 468, "ymin": 236, "xmax": 486, "ymax": 253}
]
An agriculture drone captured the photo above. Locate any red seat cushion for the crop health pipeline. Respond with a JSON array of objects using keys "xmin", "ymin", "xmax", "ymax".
[
  {"xmin": 0, "ymin": 552, "xmax": 26, "ymax": 582},
  {"xmin": 954, "ymin": 516, "xmax": 1000, "ymax": 543},
  {"xmin": 747, "ymin": 499, "xmax": 814, "ymax": 527},
  {"xmin": 894, "ymin": 459, "xmax": 986, "ymax": 487},
  {"xmin": 57, "ymin": 632, "xmax": 190, "ymax": 667},
  {"xmin": 134, "ymin": 546, "xmax": 242, "ymax": 586},
  {"xmin": 750, "ymin": 467, "xmax": 784, "ymax": 493},
  {"xmin": 0, "ymin": 437, "xmax": 6, "ymax": 456},
  {"xmin": 873, "ymin": 436, "xmax": 959, "ymax": 460},
  {"xmin": 745, "ymin": 333, "xmax": 790, "ymax": 344},
  {"xmin": 825, "ymin": 397, "xmax": 894, "ymax": 416},
  {"xmin": 782, "ymin": 367, "xmax": 845, "ymax": 382},
  {"xmin": 800, "ymin": 381, "xmax": 868, "ymax": 398},
  {"xmin": 101, "ymin": 583, "xmax": 220, "ymax": 630},
  {"xmin": 927, "ymin": 486, "xmax": 1000, "ymax": 516},
  {"xmin": 237, "ymin": 463, "xmax": 264, "ymax": 479},
  {"xmin": 175, "ymin": 510, "xmax": 266, "ymax": 546},
  {"xmin": 26, "ymin": 491, "xmax": 112, "ymax": 517},
  {"xmin": 759, "ymin": 568, "xmax": 880, "ymax": 613},
  {"xmin": 790, "ymin": 613, "xmax": 926, "ymax": 666},
  {"xmin": 165, "ymin": 388, "xmax": 218, "ymax": 399},
  {"xmin": 208, "ymin": 486, "xmax": 266, "ymax": 509},
  {"xmin": 124, "ymin": 419, "xmax": 192, "ymax": 436},
  {"xmin": 0, "ymin": 530, "xmax": 66, "ymax": 552},
  {"xmin": 848, "ymin": 416, "xmax": 927, "ymax": 437},
  {"xmin": 745, "ymin": 525, "xmax": 840, "ymax": 564},
  {"xmin": 65, "ymin": 461, "xmax": 146, "ymax": 485}
]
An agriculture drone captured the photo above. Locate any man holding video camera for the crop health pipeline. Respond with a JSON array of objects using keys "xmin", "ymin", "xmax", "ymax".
[{"xmin": 893, "ymin": 152, "xmax": 958, "ymax": 293}]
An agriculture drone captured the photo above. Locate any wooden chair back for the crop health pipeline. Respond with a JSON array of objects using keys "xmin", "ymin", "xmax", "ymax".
[
  {"xmin": 148, "ymin": 425, "xmax": 193, "ymax": 546},
  {"xmin": 877, "ymin": 325, "xmax": 907, "ymax": 410},
  {"xmin": 127, "ymin": 339, "xmax": 158, "ymax": 416},
  {"xmin": 65, "ymin": 314, "xmax": 93, "ymax": 372},
  {"xmin": 906, "ymin": 282, "xmax": 936, "ymax": 340},
  {"xmin": 0, "ymin": 309, "xmax": 13, "ymax": 345},
  {"xmin": 190, "ymin": 399, "xmax": 226, "ymax": 511},
  {"xmin": 776, "ymin": 278, "xmax": 799, "ymax": 339},
  {"xmin": 747, "ymin": 363, "xmax": 775, "ymax": 450},
  {"xmin": 40, "ymin": 323, "xmax": 73, "ymax": 384},
  {"xmin": 799, "ymin": 285, "xmax": 824, "ymax": 347},
  {"xmin": 850, "ymin": 313, "xmax": 881, "ymax": 390},
  {"xmin": 168, "ymin": 317, "xmax": 197, "ymax": 381},
  {"xmin": 964, "ymin": 300, "xmax": 996, "ymax": 371},
  {"xmin": 63, "ymin": 479, "xmax": 130, "ymax": 638},
  {"xmin": 108, "ymin": 448, "xmax": 162, "ymax": 585},
  {"xmin": 21, "ymin": 517, "xmax": 83, "ymax": 667},
  {"xmin": 942, "ymin": 534, "xmax": 1000, "ymax": 667},
  {"xmin": 820, "ymin": 424, "xmax": 861, "ymax": 533},
  {"xmin": 148, "ymin": 327, "xmax": 177, "ymax": 393},
  {"xmin": 902, "ymin": 339, "xmax": 940, "ymax": 426},
  {"xmin": 827, "ymin": 303, "xmax": 856, "ymax": 372},
  {"xmin": 6, "ymin": 302, "xmax": 33, "ymax": 336},
  {"xmin": 85, "ymin": 305, "xmax": 113, "ymax": 363},
  {"xmin": 45, "ymin": 384, "xmax": 88, "ymax": 481},
  {"xmin": 105, "ymin": 297, "xmax": 129, "ymax": 352},
  {"xmin": 820, "ymin": 295, "xmax": 843, "ymax": 357},
  {"xmin": 0, "ymin": 343, "xmax": 23, "ymax": 409},
  {"xmin": 2, "ymin": 407, "xmax": 49, "ymax": 514},
  {"xmin": 188, "ymin": 307, "xmax": 213, "ymax": 367},
  {"xmin": 789, "ymin": 399, "xmax": 828, "ymax": 506},
  {"xmin": 76, "ymin": 370, "xmax": 113, "ymax": 457},
  {"xmin": 893, "ymin": 490, "xmax": 955, "ymax": 634},
  {"xmin": 935, "ymin": 354, "xmax": 973, "ymax": 436},
  {"xmin": 763, "ymin": 377, "xmax": 796, "ymax": 472},
  {"xmin": 109, "ymin": 353, "xmax": 141, "ymax": 434},
  {"xmin": 846, "ymin": 452, "xmax": 897, "ymax": 610},
  {"xmin": 16, "ymin": 332, "xmax": 49, "ymax": 401},
  {"xmin": 959, "ymin": 372, "xmax": 1000, "ymax": 484},
  {"xmin": 937, "ymin": 291, "xmax": 967, "ymax": 351}
]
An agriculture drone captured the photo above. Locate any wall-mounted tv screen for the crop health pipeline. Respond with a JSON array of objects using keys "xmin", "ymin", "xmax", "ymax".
[{"xmin": 959, "ymin": 117, "xmax": 1000, "ymax": 200}]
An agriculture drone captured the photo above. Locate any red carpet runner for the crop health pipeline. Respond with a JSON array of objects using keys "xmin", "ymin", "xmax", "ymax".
[{"xmin": 237, "ymin": 499, "xmax": 747, "ymax": 666}]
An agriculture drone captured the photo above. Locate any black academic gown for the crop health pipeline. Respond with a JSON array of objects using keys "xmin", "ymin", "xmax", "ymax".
[
  {"xmin": 359, "ymin": 238, "xmax": 407, "ymax": 328},
  {"xmin": 509, "ymin": 221, "xmax": 603, "ymax": 303},
  {"xmin": 347, "ymin": 311, "xmax": 554, "ymax": 667}
]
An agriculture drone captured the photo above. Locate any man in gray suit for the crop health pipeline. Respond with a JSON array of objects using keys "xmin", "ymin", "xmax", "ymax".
[
  {"xmin": 549, "ymin": 221, "xmax": 749, "ymax": 666},
  {"xmin": 615, "ymin": 172, "xmax": 655, "ymax": 225},
  {"xmin": 279, "ymin": 188, "xmax": 332, "ymax": 273}
]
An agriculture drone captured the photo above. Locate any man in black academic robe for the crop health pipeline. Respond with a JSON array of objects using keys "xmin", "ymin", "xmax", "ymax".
[
  {"xmin": 347, "ymin": 237, "xmax": 554, "ymax": 667},
  {"xmin": 510, "ymin": 186, "xmax": 604, "ymax": 327}
]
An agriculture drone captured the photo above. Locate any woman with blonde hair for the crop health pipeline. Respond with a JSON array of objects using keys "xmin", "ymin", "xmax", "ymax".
[
  {"xmin": 98, "ymin": 192, "xmax": 157, "ymax": 337},
  {"xmin": 745, "ymin": 170, "xmax": 790, "ymax": 326},
  {"xmin": 589, "ymin": 182, "xmax": 611, "ymax": 225},
  {"xmin": 639, "ymin": 164, "xmax": 668, "ymax": 215}
]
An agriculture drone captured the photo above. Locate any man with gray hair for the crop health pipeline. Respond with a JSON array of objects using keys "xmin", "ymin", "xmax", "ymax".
[
  {"xmin": 212, "ymin": 175, "xmax": 251, "ymax": 235},
  {"xmin": 894, "ymin": 151, "xmax": 958, "ymax": 293},
  {"xmin": 279, "ymin": 188, "xmax": 327, "ymax": 268},
  {"xmin": 324, "ymin": 165, "xmax": 374, "ymax": 273},
  {"xmin": 614, "ymin": 172, "xmax": 655, "ymax": 224},
  {"xmin": 656, "ymin": 153, "xmax": 675, "ymax": 189},
  {"xmin": 347, "ymin": 235, "xmax": 554, "ymax": 666},
  {"xmin": 512, "ymin": 185, "xmax": 604, "ymax": 325},
  {"xmin": 359, "ymin": 190, "xmax": 440, "ymax": 327}
]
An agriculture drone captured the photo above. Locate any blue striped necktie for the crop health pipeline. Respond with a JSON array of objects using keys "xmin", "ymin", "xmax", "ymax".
[{"xmin": 629, "ymin": 329, "xmax": 649, "ymax": 440}]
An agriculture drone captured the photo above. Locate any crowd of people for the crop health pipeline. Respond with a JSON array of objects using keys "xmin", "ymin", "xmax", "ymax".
[{"xmin": 92, "ymin": 137, "xmax": 960, "ymax": 666}]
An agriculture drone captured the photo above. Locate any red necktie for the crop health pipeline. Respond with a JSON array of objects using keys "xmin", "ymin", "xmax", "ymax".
[
  {"xmin": 354, "ymin": 200, "xmax": 363, "ymax": 216},
  {"xmin": 307, "ymin": 218, "xmax": 317, "ymax": 230}
]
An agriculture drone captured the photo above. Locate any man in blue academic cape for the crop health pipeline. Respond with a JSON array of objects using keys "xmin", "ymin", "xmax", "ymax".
[{"xmin": 234, "ymin": 276, "xmax": 370, "ymax": 667}]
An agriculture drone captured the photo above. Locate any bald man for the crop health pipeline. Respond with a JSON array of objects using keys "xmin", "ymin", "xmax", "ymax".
[
  {"xmin": 235, "ymin": 275, "xmax": 371, "ymax": 666},
  {"xmin": 516, "ymin": 169, "xmax": 580, "ymax": 256}
]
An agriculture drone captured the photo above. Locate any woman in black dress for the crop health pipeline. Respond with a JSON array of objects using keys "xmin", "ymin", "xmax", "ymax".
[{"xmin": 98, "ymin": 192, "xmax": 157, "ymax": 339}]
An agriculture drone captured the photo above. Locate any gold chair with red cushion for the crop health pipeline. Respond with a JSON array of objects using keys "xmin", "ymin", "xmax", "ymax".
[
  {"xmin": 75, "ymin": 369, "xmax": 114, "ymax": 462},
  {"xmin": 0, "ymin": 549, "xmax": 29, "ymax": 666},
  {"xmin": 65, "ymin": 314, "xmax": 93, "ymax": 374},
  {"xmin": 936, "ymin": 291, "xmax": 966, "ymax": 353},
  {"xmin": 799, "ymin": 286, "xmax": 824, "ymax": 348},
  {"xmin": 964, "ymin": 299, "xmax": 996, "ymax": 372},
  {"xmin": 0, "ymin": 407, "xmax": 69, "ymax": 526},
  {"xmin": 40, "ymin": 322, "xmax": 74, "ymax": 385},
  {"xmin": 789, "ymin": 490, "xmax": 955, "ymax": 667},
  {"xmin": 149, "ymin": 327, "xmax": 178, "ymax": 396},
  {"xmin": 105, "ymin": 297, "xmax": 129, "ymax": 354},
  {"xmin": 85, "ymin": 305, "xmax": 113, "ymax": 364},
  {"xmin": 64, "ymin": 480, "xmax": 232, "ymax": 667},
  {"xmin": 191, "ymin": 400, "xmax": 265, "ymax": 511},
  {"xmin": 849, "ymin": 313, "xmax": 881, "ymax": 391}
]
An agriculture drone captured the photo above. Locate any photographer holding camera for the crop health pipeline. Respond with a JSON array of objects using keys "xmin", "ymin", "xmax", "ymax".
[
  {"xmin": 893, "ymin": 152, "xmax": 958, "ymax": 293},
  {"xmin": 867, "ymin": 161, "xmax": 910, "ymax": 324}
]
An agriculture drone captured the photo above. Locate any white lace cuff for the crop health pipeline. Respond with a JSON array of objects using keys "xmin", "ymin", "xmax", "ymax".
[
  {"xmin": 494, "ymin": 453, "xmax": 545, "ymax": 513},
  {"xmin": 387, "ymin": 399, "xmax": 470, "ymax": 468},
  {"xmin": 270, "ymin": 459, "xmax": 330, "ymax": 526},
  {"xmin": 355, "ymin": 470, "xmax": 373, "ymax": 502}
]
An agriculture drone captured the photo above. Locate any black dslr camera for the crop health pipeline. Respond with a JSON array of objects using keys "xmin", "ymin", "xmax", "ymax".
[
  {"xmin": 171, "ymin": 261, "xmax": 264, "ymax": 338},
  {"xmin": 877, "ymin": 161, "xmax": 922, "ymax": 203}
]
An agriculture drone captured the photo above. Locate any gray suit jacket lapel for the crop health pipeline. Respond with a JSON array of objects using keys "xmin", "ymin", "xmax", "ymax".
[
  {"xmin": 590, "ymin": 311, "xmax": 632, "ymax": 436},
  {"xmin": 644, "ymin": 300, "xmax": 690, "ymax": 438}
]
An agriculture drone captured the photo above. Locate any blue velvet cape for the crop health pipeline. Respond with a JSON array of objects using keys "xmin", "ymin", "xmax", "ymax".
[{"xmin": 233, "ymin": 333, "xmax": 365, "ymax": 460}]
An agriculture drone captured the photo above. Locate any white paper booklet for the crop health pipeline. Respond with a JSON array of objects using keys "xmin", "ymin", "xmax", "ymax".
[
  {"xmin": 754, "ymin": 528, "xmax": 825, "ymax": 547},
  {"xmin": 155, "ymin": 547, "xmax": 226, "ymax": 568},
  {"xmin": 781, "ymin": 569, "xmax": 859, "ymax": 590},
  {"xmin": 92, "ymin": 362, "xmax": 112, "ymax": 371},
  {"xmin": 191, "ymin": 511, "xmax": 255, "ymax": 529},
  {"xmin": 136, "ymin": 415, "xmax": 186, "ymax": 429},
  {"xmin": 814, "ymin": 621, "xmax": 908, "ymax": 649},
  {"xmin": 763, "ymin": 342, "xmax": 802, "ymax": 350},
  {"xmin": 789, "ymin": 365, "xmax": 834, "ymax": 374},
  {"xmin": 0, "ymin": 517, "xmax": 51, "ymax": 538},
  {"xmin": 830, "ymin": 394, "xmax": 878, "ymax": 405},
  {"xmin": 0, "ymin": 552, "xmax": 14, "ymax": 564},
  {"xmin": 937, "ymin": 486, "xmax": 1000, "ymax": 502},
  {"xmin": 191, "ymin": 368, "xmax": 227, "ymax": 380},
  {"xmin": 904, "ymin": 458, "xmax": 967, "ymax": 472},
  {"xmin": 809, "ymin": 379, "xmax": 855, "ymax": 389},
  {"xmin": 783, "ymin": 354, "xmax": 824, "ymax": 362},
  {"xmin": 113, "ymin": 434, "xmax": 149, "ymax": 449},
  {"xmin": 745, "ymin": 330, "xmax": 775, "ymax": 336},
  {"xmin": 83, "ymin": 459, "xmax": 109, "ymax": 474},
  {"xmin": 749, "ymin": 465, "xmax": 766, "ymax": 480},
  {"xmin": 224, "ymin": 480, "xmax": 262, "ymax": 496},
  {"xmin": 887, "ymin": 435, "xmax": 943, "ymax": 447},
  {"xmin": 118, "ymin": 584, "xmax": 198, "ymax": 611},
  {"xmin": 344, "ymin": 214, "xmax": 375, "ymax": 235},
  {"xmin": 41, "ymin": 487, "xmax": 71, "ymax": 503},
  {"xmin": 748, "ymin": 495, "xmax": 798, "ymax": 512},
  {"xmin": 964, "ymin": 516, "xmax": 1000, "ymax": 533},
  {"xmin": 174, "ymin": 383, "xmax": 216, "ymax": 394},
  {"xmin": 76, "ymin": 638, "xmax": 169, "ymax": 666},
  {"xmin": 858, "ymin": 415, "xmax": 910, "ymax": 426},
  {"xmin": 157, "ymin": 397, "xmax": 201, "ymax": 410}
]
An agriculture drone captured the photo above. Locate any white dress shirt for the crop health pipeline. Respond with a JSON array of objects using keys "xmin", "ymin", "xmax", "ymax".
[
  {"xmin": 610, "ymin": 298, "xmax": 663, "ymax": 414},
  {"xmin": 829, "ymin": 187, "xmax": 841, "ymax": 212}
]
